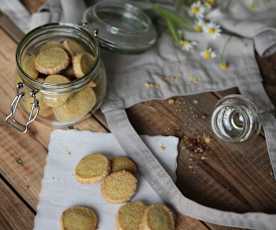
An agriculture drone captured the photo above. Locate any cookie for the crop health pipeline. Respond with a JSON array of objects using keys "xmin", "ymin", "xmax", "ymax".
[
  {"xmin": 140, "ymin": 204, "xmax": 175, "ymax": 230},
  {"xmin": 73, "ymin": 52, "xmax": 95, "ymax": 78},
  {"xmin": 63, "ymin": 39, "xmax": 85, "ymax": 57},
  {"xmin": 21, "ymin": 91, "xmax": 52, "ymax": 117},
  {"xmin": 53, "ymin": 87, "xmax": 96, "ymax": 123},
  {"xmin": 75, "ymin": 153, "xmax": 110, "ymax": 184},
  {"xmin": 21, "ymin": 54, "xmax": 38, "ymax": 80},
  {"xmin": 117, "ymin": 202, "xmax": 147, "ymax": 230},
  {"xmin": 44, "ymin": 74, "xmax": 71, "ymax": 107},
  {"xmin": 39, "ymin": 41, "xmax": 62, "ymax": 52},
  {"xmin": 112, "ymin": 156, "xmax": 137, "ymax": 174},
  {"xmin": 101, "ymin": 170, "xmax": 137, "ymax": 204},
  {"xmin": 35, "ymin": 47, "xmax": 70, "ymax": 74},
  {"xmin": 61, "ymin": 206, "xmax": 97, "ymax": 230}
]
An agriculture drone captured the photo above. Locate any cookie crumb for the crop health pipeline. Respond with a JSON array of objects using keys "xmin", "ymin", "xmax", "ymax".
[
  {"xmin": 144, "ymin": 82, "xmax": 160, "ymax": 89},
  {"xmin": 160, "ymin": 144, "xmax": 166, "ymax": 150},
  {"xmin": 168, "ymin": 99, "xmax": 175, "ymax": 105}
]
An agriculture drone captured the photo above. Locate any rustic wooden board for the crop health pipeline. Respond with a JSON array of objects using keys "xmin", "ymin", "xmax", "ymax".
[{"xmin": 0, "ymin": 178, "xmax": 34, "ymax": 230}]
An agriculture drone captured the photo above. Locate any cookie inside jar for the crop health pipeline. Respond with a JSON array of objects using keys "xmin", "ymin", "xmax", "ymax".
[{"xmin": 18, "ymin": 36, "xmax": 101, "ymax": 127}]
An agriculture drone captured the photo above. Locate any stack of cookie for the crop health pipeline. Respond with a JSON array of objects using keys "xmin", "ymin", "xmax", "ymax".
[
  {"xmin": 60, "ymin": 153, "xmax": 175, "ymax": 230},
  {"xmin": 18, "ymin": 38, "xmax": 97, "ymax": 123}
]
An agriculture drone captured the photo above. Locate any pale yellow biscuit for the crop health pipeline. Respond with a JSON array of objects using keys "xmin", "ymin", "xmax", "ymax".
[
  {"xmin": 53, "ymin": 87, "xmax": 96, "ymax": 123},
  {"xmin": 140, "ymin": 204, "xmax": 175, "ymax": 230},
  {"xmin": 63, "ymin": 39, "xmax": 85, "ymax": 56},
  {"xmin": 61, "ymin": 206, "xmax": 97, "ymax": 230},
  {"xmin": 35, "ymin": 47, "xmax": 69, "ymax": 74},
  {"xmin": 75, "ymin": 153, "xmax": 110, "ymax": 184},
  {"xmin": 44, "ymin": 74, "xmax": 71, "ymax": 107},
  {"xmin": 21, "ymin": 91, "xmax": 53, "ymax": 117},
  {"xmin": 101, "ymin": 170, "xmax": 138, "ymax": 204},
  {"xmin": 112, "ymin": 156, "xmax": 137, "ymax": 174},
  {"xmin": 21, "ymin": 54, "xmax": 39, "ymax": 80},
  {"xmin": 117, "ymin": 202, "xmax": 147, "ymax": 230},
  {"xmin": 39, "ymin": 41, "xmax": 62, "ymax": 52},
  {"xmin": 73, "ymin": 52, "xmax": 95, "ymax": 78}
]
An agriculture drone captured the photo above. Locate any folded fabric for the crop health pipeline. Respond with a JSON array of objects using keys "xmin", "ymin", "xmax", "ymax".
[{"xmin": 33, "ymin": 130, "xmax": 179, "ymax": 230}]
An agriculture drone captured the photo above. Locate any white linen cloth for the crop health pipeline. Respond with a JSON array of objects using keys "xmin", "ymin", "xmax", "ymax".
[{"xmin": 33, "ymin": 129, "xmax": 179, "ymax": 230}]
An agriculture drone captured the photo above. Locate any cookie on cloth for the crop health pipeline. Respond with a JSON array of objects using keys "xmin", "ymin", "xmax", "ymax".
[
  {"xmin": 75, "ymin": 153, "xmax": 110, "ymax": 184},
  {"xmin": 60, "ymin": 206, "xmax": 97, "ymax": 230},
  {"xmin": 73, "ymin": 52, "xmax": 95, "ymax": 78},
  {"xmin": 140, "ymin": 204, "xmax": 175, "ymax": 230},
  {"xmin": 101, "ymin": 170, "xmax": 138, "ymax": 204},
  {"xmin": 53, "ymin": 86, "xmax": 96, "ymax": 122},
  {"xmin": 111, "ymin": 156, "xmax": 137, "ymax": 174},
  {"xmin": 116, "ymin": 201, "xmax": 147, "ymax": 230},
  {"xmin": 35, "ymin": 47, "xmax": 70, "ymax": 74}
]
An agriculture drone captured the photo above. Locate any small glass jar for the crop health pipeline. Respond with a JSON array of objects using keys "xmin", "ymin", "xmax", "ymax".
[
  {"xmin": 211, "ymin": 95, "xmax": 261, "ymax": 143},
  {"xmin": 6, "ymin": 24, "xmax": 107, "ymax": 132}
]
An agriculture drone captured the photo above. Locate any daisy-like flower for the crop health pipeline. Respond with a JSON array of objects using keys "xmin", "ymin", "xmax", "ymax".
[
  {"xmin": 219, "ymin": 62, "xmax": 230, "ymax": 71},
  {"xmin": 179, "ymin": 39, "xmax": 197, "ymax": 51},
  {"xmin": 190, "ymin": 1, "xmax": 205, "ymax": 18},
  {"xmin": 204, "ymin": 0, "xmax": 216, "ymax": 9},
  {"xmin": 201, "ymin": 48, "xmax": 216, "ymax": 60},
  {"xmin": 194, "ymin": 19, "xmax": 206, "ymax": 32},
  {"xmin": 203, "ymin": 22, "xmax": 222, "ymax": 39}
]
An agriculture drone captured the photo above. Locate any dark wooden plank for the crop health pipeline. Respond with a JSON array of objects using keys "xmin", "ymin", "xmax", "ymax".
[{"xmin": 0, "ymin": 178, "xmax": 34, "ymax": 230}]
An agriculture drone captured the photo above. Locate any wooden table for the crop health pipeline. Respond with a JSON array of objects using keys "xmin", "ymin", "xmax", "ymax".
[{"xmin": 1, "ymin": 2, "xmax": 276, "ymax": 230}]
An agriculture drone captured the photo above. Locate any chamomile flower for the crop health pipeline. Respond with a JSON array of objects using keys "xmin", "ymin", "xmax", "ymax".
[
  {"xmin": 219, "ymin": 62, "xmax": 230, "ymax": 71},
  {"xmin": 190, "ymin": 1, "xmax": 205, "ymax": 18},
  {"xmin": 204, "ymin": 0, "xmax": 216, "ymax": 9},
  {"xmin": 201, "ymin": 48, "xmax": 216, "ymax": 60},
  {"xmin": 179, "ymin": 39, "xmax": 197, "ymax": 51},
  {"xmin": 203, "ymin": 22, "xmax": 222, "ymax": 39},
  {"xmin": 194, "ymin": 19, "xmax": 206, "ymax": 32}
]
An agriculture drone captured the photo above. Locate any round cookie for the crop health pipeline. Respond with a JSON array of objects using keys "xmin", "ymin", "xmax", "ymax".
[
  {"xmin": 39, "ymin": 41, "xmax": 62, "ymax": 52},
  {"xmin": 117, "ymin": 202, "xmax": 147, "ymax": 230},
  {"xmin": 75, "ymin": 153, "xmax": 110, "ymax": 184},
  {"xmin": 21, "ymin": 54, "xmax": 38, "ymax": 80},
  {"xmin": 44, "ymin": 74, "xmax": 71, "ymax": 107},
  {"xmin": 140, "ymin": 204, "xmax": 175, "ymax": 230},
  {"xmin": 53, "ymin": 87, "xmax": 96, "ymax": 123},
  {"xmin": 73, "ymin": 52, "xmax": 95, "ymax": 78},
  {"xmin": 112, "ymin": 156, "xmax": 137, "ymax": 174},
  {"xmin": 21, "ymin": 91, "xmax": 52, "ymax": 117},
  {"xmin": 61, "ymin": 206, "xmax": 97, "ymax": 230},
  {"xmin": 63, "ymin": 39, "xmax": 85, "ymax": 57},
  {"xmin": 101, "ymin": 170, "xmax": 138, "ymax": 204},
  {"xmin": 35, "ymin": 47, "xmax": 69, "ymax": 74}
]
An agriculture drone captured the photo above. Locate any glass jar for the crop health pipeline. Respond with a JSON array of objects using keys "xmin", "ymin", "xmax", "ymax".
[
  {"xmin": 6, "ymin": 0, "xmax": 157, "ymax": 133},
  {"xmin": 6, "ymin": 24, "xmax": 107, "ymax": 132},
  {"xmin": 211, "ymin": 95, "xmax": 261, "ymax": 143}
]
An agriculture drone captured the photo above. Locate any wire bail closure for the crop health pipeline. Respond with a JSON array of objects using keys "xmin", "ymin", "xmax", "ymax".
[{"xmin": 5, "ymin": 82, "xmax": 40, "ymax": 133}]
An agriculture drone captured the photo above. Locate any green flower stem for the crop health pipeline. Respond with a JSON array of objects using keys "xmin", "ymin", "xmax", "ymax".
[
  {"xmin": 165, "ymin": 18, "xmax": 180, "ymax": 43},
  {"xmin": 220, "ymin": 36, "xmax": 232, "ymax": 63}
]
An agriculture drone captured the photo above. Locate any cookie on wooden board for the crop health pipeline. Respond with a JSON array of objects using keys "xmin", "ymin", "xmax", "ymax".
[
  {"xmin": 101, "ymin": 170, "xmax": 138, "ymax": 204},
  {"xmin": 35, "ymin": 47, "xmax": 70, "ymax": 74},
  {"xmin": 60, "ymin": 206, "xmax": 97, "ymax": 230},
  {"xmin": 140, "ymin": 204, "xmax": 175, "ymax": 230},
  {"xmin": 53, "ymin": 87, "xmax": 96, "ymax": 123},
  {"xmin": 112, "ymin": 156, "xmax": 137, "ymax": 174},
  {"xmin": 75, "ymin": 153, "xmax": 110, "ymax": 184},
  {"xmin": 117, "ymin": 201, "xmax": 147, "ymax": 230}
]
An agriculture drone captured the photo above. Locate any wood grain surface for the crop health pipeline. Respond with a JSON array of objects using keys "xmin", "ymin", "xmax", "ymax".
[{"xmin": 0, "ymin": 1, "xmax": 276, "ymax": 230}]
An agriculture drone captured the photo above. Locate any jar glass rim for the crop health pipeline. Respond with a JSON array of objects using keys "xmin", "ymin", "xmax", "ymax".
[{"xmin": 16, "ymin": 23, "xmax": 100, "ymax": 93}]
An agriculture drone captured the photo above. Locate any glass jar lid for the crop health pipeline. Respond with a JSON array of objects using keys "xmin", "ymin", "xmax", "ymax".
[{"xmin": 82, "ymin": 0, "xmax": 157, "ymax": 53}]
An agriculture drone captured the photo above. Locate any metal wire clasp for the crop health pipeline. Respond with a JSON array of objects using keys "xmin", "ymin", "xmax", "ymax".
[{"xmin": 5, "ymin": 82, "xmax": 40, "ymax": 133}]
